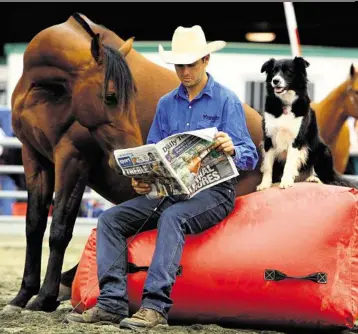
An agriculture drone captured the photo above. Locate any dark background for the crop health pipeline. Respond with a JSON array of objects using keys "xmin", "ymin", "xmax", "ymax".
[{"xmin": 0, "ymin": 2, "xmax": 357, "ymax": 57}]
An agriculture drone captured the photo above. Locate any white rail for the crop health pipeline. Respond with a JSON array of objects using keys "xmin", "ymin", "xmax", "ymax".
[
  {"xmin": 0, "ymin": 190, "xmax": 106, "ymax": 200},
  {"xmin": 0, "ymin": 216, "xmax": 97, "ymax": 236},
  {"xmin": 0, "ymin": 137, "xmax": 110, "ymax": 201},
  {"xmin": 0, "ymin": 215, "xmax": 97, "ymax": 225},
  {"xmin": 0, "ymin": 165, "xmax": 24, "ymax": 173},
  {"xmin": 0, "ymin": 137, "xmax": 112, "ymax": 229},
  {"xmin": 0, "ymin": 135, "xmax": 357, "ymax": 232},
  {"xmin": 0, "ymin": 137, "xmax": 22, "ymax": 148}
]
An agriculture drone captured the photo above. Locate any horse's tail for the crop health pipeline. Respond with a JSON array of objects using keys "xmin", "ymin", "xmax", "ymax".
[{"xmin": 314, "ymin": 142, "xmax": 357, "ymax": 189}]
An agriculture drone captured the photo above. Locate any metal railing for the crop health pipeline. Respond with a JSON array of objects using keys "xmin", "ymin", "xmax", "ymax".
[
  {"xmin": 1, "ymin": 136, "xmax": 358, "ymax": 229},
  {"xmin": 0, "ymin": 136, "xmax": 108, "ymax": 226}
]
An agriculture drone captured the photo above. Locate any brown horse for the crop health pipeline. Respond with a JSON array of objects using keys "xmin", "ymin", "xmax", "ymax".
[
  {"xmin": 4, "ymin": 13, "xmax": 263, "ymax": 313},
  {"xmin": 312, "ymin": 64, "xmax": 358, "ymax": 174}
]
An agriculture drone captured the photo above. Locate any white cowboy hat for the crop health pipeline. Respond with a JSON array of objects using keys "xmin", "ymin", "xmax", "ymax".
[{"xmin": 158, "ymin": 25, "xmax": 227, "ymax": 65}]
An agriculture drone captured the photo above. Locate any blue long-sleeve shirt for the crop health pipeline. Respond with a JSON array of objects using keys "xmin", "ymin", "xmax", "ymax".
[{"xmin": 146, "ymin": 73, "xmax": 258, "ymax": 171}]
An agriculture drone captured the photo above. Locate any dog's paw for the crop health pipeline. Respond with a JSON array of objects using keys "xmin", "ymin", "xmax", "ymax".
[
  {"xmin": 257, "ymin": 180, "xmax": 272, "ymax": 191},
  {"xmin": 305, "ymin": 175, "xmax": 322, "ymax": 184},
  {"xmin": 279, "ymin": 176, "xmax": 294, "ymax": 189}
]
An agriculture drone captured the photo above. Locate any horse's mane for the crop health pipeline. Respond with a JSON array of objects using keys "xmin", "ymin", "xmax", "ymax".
[
  {"xmin": 71, "ymin": 12, "xmax": 137, "ymax": 111},
  {"xmin": 102, "ymin": 44, "xmax": 137, "ymax": 111}
]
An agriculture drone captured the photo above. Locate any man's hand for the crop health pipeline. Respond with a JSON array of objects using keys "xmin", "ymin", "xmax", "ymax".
[
  {"xmin": 213, "ymin": 131, "xmax": 235, "ymax": 156},
  {"xmin": 132, "ymin": 178, "xmax": 152, "ymax": 195}
]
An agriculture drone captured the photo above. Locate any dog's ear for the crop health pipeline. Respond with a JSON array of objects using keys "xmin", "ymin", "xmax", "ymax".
[
  {"xmin": 350, "ymin": 63, "xmax": 356, "ymax": 78},
  {"xmin": 294, "ymin": 57, "xmax": 310, "ymax": 69},
  {"xmin": 261, "ymin": 58, "xmax": 275, "ymax": 73}
]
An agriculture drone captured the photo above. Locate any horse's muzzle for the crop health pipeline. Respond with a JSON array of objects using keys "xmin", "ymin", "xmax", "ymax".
[{"xmin": 108, "ymin": 153, "xmax": 123, "ymax": 175}]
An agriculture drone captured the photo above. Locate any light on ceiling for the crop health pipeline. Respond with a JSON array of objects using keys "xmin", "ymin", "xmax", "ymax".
[
  {"xmin": 245, "ymin": 21, "xmax": 276, "ymax": 43},
  {"xmin": 245, "ymin": 32, "xmax": 276, "ymax": 43}
]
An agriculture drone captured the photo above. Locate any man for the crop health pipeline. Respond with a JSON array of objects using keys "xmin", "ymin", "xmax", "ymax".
[{"xmin": 67, "ymin": 25, "xmax": 258, "ymax": 329}]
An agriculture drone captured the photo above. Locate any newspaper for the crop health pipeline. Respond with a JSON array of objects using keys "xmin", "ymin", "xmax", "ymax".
[{"xmin": 113, "ymin": 127, "xmax": 239, "ymax": 199}]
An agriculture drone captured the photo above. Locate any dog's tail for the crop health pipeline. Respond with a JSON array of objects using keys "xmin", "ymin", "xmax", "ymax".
[{"xmin": 314, "ymin": 142, "xmax": 357, "ymax": 189}]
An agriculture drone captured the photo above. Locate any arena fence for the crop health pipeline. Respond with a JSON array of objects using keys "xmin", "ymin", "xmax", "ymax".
[
  {"xmin": 0, "ymin": 137, "xmax": 358, "ymax": 230},
  {"xmin": 0, "ymin": 137, "xmax": 101, "ymax": 230}
]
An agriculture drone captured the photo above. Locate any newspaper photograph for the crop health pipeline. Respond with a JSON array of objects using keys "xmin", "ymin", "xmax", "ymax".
[
  {"xmin": 157, "ymin": 127, "xmax": 239, "ymax": 198},
  {"xmin": 113, "ymin": 127, "xmax": 239, "ymax": 199}
]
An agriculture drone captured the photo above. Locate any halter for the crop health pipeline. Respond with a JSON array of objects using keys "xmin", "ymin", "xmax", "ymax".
[{"xmin": 71, "ymin": 12, "xmax": 101, "ymax": 63}]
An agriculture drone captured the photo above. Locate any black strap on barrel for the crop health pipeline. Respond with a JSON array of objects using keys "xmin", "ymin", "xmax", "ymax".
[
  {"xmin": 127, "ymin": 262, "xmax": 183, "ymax": 276},
  {"xmin": 264, "ymin": 269, "xmax": 327, "ymax": 284}
]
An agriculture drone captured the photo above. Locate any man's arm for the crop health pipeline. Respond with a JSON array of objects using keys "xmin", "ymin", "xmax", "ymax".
[
  {"xmin": 146, "ymin": 97, "xmax": 168, "ymax": 145},
  {"xmin": 222, "ymin": 97, "xmax": 258, "ymax": 171}
]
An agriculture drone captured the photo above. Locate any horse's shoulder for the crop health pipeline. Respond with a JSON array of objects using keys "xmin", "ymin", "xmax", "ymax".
[
  {"xmin": 211, "ymin": 80, "xmax": 242, "ymax": 104},
  {"xmin": 158, "ymin": 88, "xmax": 179, "ymax": 104}
]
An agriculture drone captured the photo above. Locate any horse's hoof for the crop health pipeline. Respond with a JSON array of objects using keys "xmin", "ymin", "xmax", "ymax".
[
  {"xmin": 57, "ymin": 283, "xmax": 71, "ymax": 302},
  {"xmin": 1, "ymin": 304, "xmax": 23, "ymax": 314},
  {"xmin": 25, "ymin": 297, "xmax": 60, "ymax": 312}
]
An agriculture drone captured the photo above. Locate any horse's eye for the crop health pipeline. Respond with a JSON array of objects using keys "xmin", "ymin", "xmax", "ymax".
[
  {"xmin": 32, "ymin": 82, "xmax": 67, "ymax": 101},
  {"xmin": 105, "ymin": 93, "xmax": 118, "ymax": 106}
]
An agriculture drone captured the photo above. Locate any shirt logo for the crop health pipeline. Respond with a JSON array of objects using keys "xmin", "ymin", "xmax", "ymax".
[{"xmin": 203, "ymin": 115, "xmax": 220, "ymax": 121}]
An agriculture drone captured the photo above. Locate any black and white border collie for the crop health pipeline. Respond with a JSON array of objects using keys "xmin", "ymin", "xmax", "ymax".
[{"xmin": 257, "ymin": 56, "xmax": 354, "ymax": 191}]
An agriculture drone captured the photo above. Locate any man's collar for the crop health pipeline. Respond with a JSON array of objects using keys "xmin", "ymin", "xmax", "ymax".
[{"xmin": 175, "ymin": 72, "xmax": 214, "ymax": 100}]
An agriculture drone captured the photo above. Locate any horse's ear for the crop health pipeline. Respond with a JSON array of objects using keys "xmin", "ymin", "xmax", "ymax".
[
  {"xmin": 261, "ymin": 58, "xmax": 275, "ymax": 73},
  {"xmin": 350, "ymin": 63, "xmax": 356, "ymax": 78},
  {"xmin": 119, "ymin": 37, "xmax": 135, "ymax": 57},
  {"xmin": 91, "ymin": 33, "xmax": 102, "ymax": 63}
]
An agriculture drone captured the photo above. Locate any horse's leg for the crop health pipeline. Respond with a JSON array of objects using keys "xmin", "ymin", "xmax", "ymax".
[
  {"xmin": 60, "ymin": 264, "xmax": 78, "ymax": 287},
  {"xmin": 3, "ymin": 145, "xmax": 54, "ymax": 312},
  {"xmin": 26, "ymin": 145, "xmax": 89, "ymax": 312},
  {"xmin": 58, "ymin": 264, "xmax": 78, "ymax": 301}
]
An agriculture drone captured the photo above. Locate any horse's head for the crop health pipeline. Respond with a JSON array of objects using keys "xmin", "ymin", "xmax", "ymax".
[
  {"xmin": 69, "ymin": 14, "xmax": 142, "ymax": 161},
  {"xmin": 18, "ymin": 13, "xmax": 142, "ymax": 173},
  {"xmin": 346, "ymin": 64, "xmax": 358, "ymax": 118}
]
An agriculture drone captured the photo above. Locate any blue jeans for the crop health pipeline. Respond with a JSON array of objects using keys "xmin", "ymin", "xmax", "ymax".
[{"xmin": 95, "ymin": 180, "xmax": 236, "ymax": 319}]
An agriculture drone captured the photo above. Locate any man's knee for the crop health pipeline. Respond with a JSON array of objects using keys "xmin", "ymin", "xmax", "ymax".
[
  {"xmin": 98, "ymin": 208, "xmax": 113, "ymax": 225},
  {"xmin": 157, "ymin": 207, "xmax": 185, "ymax": 232},
  {"xmin": 97, "ymin": 205, "xmax": 125, "ymax": 232}
]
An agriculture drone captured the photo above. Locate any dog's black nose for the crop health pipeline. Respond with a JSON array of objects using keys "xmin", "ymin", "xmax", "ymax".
[{"xmin": 273, "ymin": 79, "xmax": 280, "ymax": 85}]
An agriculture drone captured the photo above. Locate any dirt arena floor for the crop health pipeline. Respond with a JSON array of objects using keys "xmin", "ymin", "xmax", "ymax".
[{"xmin": 0, "ymin": 234, "xmax": 354, "ymax": 334}]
